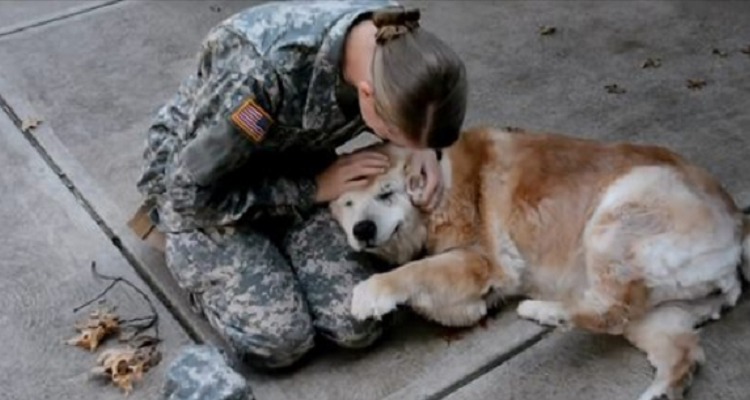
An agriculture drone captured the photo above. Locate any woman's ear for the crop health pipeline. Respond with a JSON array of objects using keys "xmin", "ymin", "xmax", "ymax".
[{"xmin": 356, "ymin": 80, "xmax": 374, "ymax": 100}]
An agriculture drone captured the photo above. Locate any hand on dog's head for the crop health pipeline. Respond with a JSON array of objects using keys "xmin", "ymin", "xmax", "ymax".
[{"xmin": 329, "ymin": 143, "xmax": 429, "ymax": 263}]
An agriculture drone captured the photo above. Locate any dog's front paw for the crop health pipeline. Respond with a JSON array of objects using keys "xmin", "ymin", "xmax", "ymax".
[
  {"xmin": 517, "ymin": 300, "xmax": 569, "ymax": 327},
  {"xmin": 351, "ymin": 276, "xmax": 403, "ymax": 321}
]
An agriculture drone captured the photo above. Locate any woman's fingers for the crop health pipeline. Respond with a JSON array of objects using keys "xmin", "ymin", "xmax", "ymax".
[
  {"xmin": 343, "ymin": 155, "xmax": 389, "ymax": 180},
  {"xmin": 344, "ymin": 179, "xmax": 371, "ymax": 191},
  {"xmin": 345, "ymin": 163, "xmax": 387, "ymax": 182},
  {"xmin": 343, "ymin": 150, "xmax": 390, "ymax": 166}
]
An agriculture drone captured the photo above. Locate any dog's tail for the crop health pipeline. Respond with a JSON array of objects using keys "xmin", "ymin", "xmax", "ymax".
[{"xmin": 741, "ymin": 205, "xmax": 750, "ymax": 282}]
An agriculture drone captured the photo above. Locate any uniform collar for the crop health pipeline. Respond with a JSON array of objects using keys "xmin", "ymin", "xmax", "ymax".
[{"xmin": 302, "ymin": 6, "xmax": 383, "ymax": 131}]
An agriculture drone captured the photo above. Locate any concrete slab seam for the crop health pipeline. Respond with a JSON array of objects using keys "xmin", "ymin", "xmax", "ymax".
[
  {"xmin": 0, "ymin": 91, "xmax": 204, "ymax": 345},
  {"xmin": 427, "ymin": 327, "xmax": 553, "ymax": 400},
  {"xmin": 0, "ymin": 0, "xmax": 124, "ymax": 39}
]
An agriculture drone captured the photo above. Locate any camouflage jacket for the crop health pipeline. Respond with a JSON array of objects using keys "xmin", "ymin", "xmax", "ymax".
[{"xmin": 136, "ymin": 0, "xmax": 397, "ymax": 233}]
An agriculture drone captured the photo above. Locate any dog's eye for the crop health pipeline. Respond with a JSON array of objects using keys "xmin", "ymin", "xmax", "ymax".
[
  {"xmin": 378, "ymin": 191, "xmax": 394, "ymax": 201},
  {"xmin": 345, "ymin": 200, "xmax": 353, "ymax": 207}
]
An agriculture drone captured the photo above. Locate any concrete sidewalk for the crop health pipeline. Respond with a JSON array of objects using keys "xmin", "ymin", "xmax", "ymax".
[{"xmin": 0, "ymin": 1, "xmax": 748, "ymax": 399}]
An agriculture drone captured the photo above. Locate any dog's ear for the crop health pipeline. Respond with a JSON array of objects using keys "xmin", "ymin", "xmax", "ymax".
[
  {"xmin": 403, "ymin": 154, "xmax": 426, "ymax": 199},
  {"xmin": 407, "ymin": 174, "xmax": 425, "ymax": 199}
]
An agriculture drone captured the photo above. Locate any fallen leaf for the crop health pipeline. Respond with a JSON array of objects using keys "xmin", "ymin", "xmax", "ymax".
[
  {"xmin": 741, "ymin": 45, "xmax": 750, "ymax": 55},
  {"xmin": 95, "ymin": 348, "xmax": 137, "ymax": 395},
  {"xmin": 20, "ymin": 116, "xmax": 43, "ymax": 133},
  {"xmin": 604, "ymin": 84, "xmax": 626, "ymax": 94},
  {"xmin": 66, "ymin": 325, "xmax": 107, "ymax": 351},
  {"xmin": 641, "ymin": 58, "xmax": 662, "ymax": 68},
  {"xmin": 539, "ymin": 25, "xmax": 556, "ymax": 36},
  {"xmin": 686, "ymin": 78, "xmax": 707, "ymax": 90},
  {"xmin": 92, "ymin": 345, "xmax": 162, "ymax": 395},
  {"xmin": 134, "ymin": 343, "xmax": 162, "ymax": 370},
  {"xmin": 712, "ymin": 48, "xmax": 728, "ymax": 58},
  {"xmin": 66, "ymin": 307, "xmax": 121, "ymax": 351}
]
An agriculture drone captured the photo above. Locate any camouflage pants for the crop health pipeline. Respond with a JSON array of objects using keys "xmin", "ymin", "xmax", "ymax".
[{"xmin": 165, "ymin": 207, "xmax": 385, "ymax": 369}]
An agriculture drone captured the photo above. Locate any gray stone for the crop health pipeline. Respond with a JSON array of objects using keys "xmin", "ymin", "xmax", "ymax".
[
  {"xmin": 0, "ymin": 107, "xmax": 191, "ymax": 399},
  {"xmin": 164, "ymin": 345, "xmax": 252, "ymax": 400}
]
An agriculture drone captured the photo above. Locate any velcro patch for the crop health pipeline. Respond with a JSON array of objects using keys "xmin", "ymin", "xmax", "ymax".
[{"xmin": 230, "ymin": 98, "xmax": 273, "ymax": 142}]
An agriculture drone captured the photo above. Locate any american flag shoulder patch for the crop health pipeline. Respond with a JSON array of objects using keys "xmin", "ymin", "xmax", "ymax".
[{"xmin": 230, "ymin": 97, "xmax": 273, "ymax": 143}]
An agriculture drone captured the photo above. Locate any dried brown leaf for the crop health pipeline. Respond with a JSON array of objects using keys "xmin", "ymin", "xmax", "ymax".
[
  {"xmin": 66, "ymin": 307, "xmax": 121, "ymax": 351},
  {"xmin": 712, "ymin": 48, "xmax": 728, "ymax": 58},
  {"xmin": 92, "ymin": 345, "xmax": 161, "ymax": 395},
  {"xmin": 539, "ymin": 25, "xmax": 556, "ymax": 36},
  {"xmin": 20, "ymin": 116, "xmax": 43, "ymax": 133},
  {"xmin": 641, "ymin": 58, "xmax": 662, "ymax": 68},
  {"xmin": 687, "ymin": 78, "xmax": 707, "ymax": 90},
  {"xmin": 604, "ymin": 84, "xmax": 626, "ymax": 94},
  {"xmin": 66, "ymin": 326, "xmax": 107, "ymax": 351}
]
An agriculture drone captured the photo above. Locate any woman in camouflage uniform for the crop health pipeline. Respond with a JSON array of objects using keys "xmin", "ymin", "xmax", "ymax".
[{"xmin": 136, "ymin": 0, "xmax": 467, "ymax": 369}]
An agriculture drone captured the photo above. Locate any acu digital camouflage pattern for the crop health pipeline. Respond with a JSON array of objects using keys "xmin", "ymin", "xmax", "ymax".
[
  {"xmin": 163, "ymin": 345, "xmax": 252, "ymax": 400},
  {"xmin": 166, "ymin": 209, "xmax": 384, "ymax": 370},
  {"xmin": 133, "ymin": 0, "xmax": 401, "ymax": 376},
  {"xmin": 137, "ymin": 0, "xmax": 397, "ymax": 232}
]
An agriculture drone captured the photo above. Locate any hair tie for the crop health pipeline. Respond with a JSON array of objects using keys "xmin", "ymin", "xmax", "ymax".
[{"xmin": 372, "ymin": 7, "xmax": 421, "ymax": 44}]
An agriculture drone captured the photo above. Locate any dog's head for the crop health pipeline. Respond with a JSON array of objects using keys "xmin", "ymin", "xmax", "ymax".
[{"xmin": 330, "ymin": 144, "xmax": 430, "ymax": 265}]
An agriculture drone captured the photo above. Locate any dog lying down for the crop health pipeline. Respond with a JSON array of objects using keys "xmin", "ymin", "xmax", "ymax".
[{"xmin": 330, "ymin": 126, "xmax": 750, "ymax": 400}]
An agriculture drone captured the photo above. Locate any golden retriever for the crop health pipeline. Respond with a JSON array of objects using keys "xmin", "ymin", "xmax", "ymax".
[{"xmin": 330, "ymin": 126, "xmax": 750, "ymax": 400}]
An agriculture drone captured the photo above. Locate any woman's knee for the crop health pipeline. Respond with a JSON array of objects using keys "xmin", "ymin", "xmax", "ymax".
[
  {"xmin": 165, "ymin": 227, "xmax": 317, "ymax": 369},
  {"xmin": 214, "ymin": 308, "xmax": 316, "ymax": 370},
  {"xmin": 283, "ymin": 208, "xmax": 386, "ymax": 349}
]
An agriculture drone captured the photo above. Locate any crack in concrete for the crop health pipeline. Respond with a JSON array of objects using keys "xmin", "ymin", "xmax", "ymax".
[
  {"xmin": 0, "ymin": 0, "xmax": 123, "ymax": 39},
  {"xmin": 0, "ymin": 92, "xmax": 204, "ymax": 346}
]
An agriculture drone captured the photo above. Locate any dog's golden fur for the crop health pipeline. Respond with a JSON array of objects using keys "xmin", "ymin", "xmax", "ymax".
[{"xmin": 331, "ymin": 126, "xmax": 750, "ymax": 400}]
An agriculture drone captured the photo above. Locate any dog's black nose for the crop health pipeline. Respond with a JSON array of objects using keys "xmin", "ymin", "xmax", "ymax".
[{"xmin": 353, "ymin": 220, "xmax": 377, "ymax": 243}]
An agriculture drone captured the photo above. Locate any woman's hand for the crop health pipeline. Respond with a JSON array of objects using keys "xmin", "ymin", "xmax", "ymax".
[
  {"xmin": 408, "ymin": 149, "xmax": 444, "ymax": 211},
  {"xmin": 314, "ymin": 150, "xmax": 390, "ymax": 203}
]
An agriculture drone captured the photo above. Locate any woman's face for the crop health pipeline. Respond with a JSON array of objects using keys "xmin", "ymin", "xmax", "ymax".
[{"xmin": 357, "ymin": 81, "xmax": 421, "ymax": 149}]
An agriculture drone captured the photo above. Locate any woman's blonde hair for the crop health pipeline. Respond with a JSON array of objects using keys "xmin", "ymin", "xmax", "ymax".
[{"xmin": 370, "ymin": 6, "xmax": 467, "ymax": 148}]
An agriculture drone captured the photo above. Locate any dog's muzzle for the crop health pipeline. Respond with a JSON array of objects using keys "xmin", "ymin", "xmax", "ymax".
[{"xmin": 353, "ymin": 219, "xmax": 377, "ymax": 247}]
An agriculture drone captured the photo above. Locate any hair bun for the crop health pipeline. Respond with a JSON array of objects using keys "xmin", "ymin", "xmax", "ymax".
[{"xmin": 372, "ymin": 7, "xmax": 421, "ymax": 43}]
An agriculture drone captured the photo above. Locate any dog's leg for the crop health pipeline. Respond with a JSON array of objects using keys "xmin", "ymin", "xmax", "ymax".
[
  {"xmin": 516, "ymin": 300, "xmax": 570, "ymax": 327},
  {"xmin": 567, "ymin": 278, "xmax": 650, "ymax": 335},
  {"xmin": 516, "ymin": 277, "xmax": 649, "ymax": 334},
  {"xmin": 625, "ymin": 297, "xmax": 726, "ymax": 400},
  {"xmin": 351, "ymin": 247, "xmax": 498, "ymax": 327}
]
